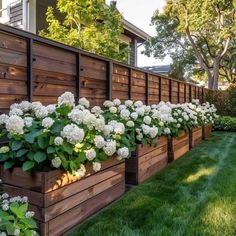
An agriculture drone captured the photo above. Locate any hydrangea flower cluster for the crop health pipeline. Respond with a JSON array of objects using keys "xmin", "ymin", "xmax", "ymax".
[
  {"xmin": 0, "ymin": 92, "xmax": 132, "ymax": 176},
  {"xmin": 0, "ymin": 92, "xmax": 217, "ymax": 177},
  {"xmin": 0, "ymin": 193, "xmax": 38, "ymax": 236}
]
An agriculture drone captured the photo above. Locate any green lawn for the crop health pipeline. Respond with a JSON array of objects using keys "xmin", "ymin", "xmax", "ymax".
[{"xmin": 69, "ymin": 132, "xmax": 236, "ymax": 236}]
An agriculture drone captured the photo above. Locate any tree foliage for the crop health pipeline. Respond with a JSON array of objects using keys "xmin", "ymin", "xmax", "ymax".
[
  {"xmin": 40, "ymin": 0, "xmax": 128, "ymax": 62},
  {"xmin": 144, "ymin": 0, "xmax": 236, "ymax": 90}
]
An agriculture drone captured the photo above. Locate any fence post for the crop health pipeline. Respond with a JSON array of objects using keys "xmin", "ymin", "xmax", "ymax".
[
  {"xmin": 202, "ymin": 87, "xmax": 205, "ymax": 103},
  {"xmin": 169, "ymin": 79, "xmax": 172, "ymax": 102},
  {"xmin": 107, "ymin": 61, "xmax": 113, "ymax": 100},
  {"xmin": 189, "ymin": 85, "xmax": 192, "ymax": 102},
  {"xmin": 177, "ymin": 82, "xmax": 180, "ymax": 103},
  {"xmin": 184, "ymin": 83, "xmax": 187, "ymax": 102},
  {"xmin": 145, "ymin": 73, "xmax": 149, "ymax": 105},
  {"xmin": 27, "ymin": 38, "xmax": 33, "ymax": 102},
  {"xmin": 159, "ymin": 77, "xmax": 162, "ymax": 102},
  {"xmin": 128, "ymin": 68, "xmax": 132, "ymax": 100},
  {"xmin": 76, "ymin": 53, "xmax": 81, "ymax": 104}
]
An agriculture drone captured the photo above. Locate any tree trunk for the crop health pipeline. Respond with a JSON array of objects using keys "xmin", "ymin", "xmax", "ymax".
[{"xmin": 212, "ymin": 57, "xmax": 221, "ymax": 90}]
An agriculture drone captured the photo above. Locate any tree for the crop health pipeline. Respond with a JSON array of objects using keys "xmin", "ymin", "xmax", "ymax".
[
  {"xmin": 144, "ymin": 0, "xmax": 236, "ymax": 90},
  {"xmin": 40, "ymin": 0, "xmax": 128, "ymax": 62}
]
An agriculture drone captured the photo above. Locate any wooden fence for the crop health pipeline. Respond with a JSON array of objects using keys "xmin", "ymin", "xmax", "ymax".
[{"xmin": 0, "ymin": 23, "xmax": 209, "ymax": 114}]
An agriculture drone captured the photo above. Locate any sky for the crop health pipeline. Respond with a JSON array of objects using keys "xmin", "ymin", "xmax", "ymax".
[{"xmin": 106, "ymin": 0, "xmax": 171, "ymax": 67}]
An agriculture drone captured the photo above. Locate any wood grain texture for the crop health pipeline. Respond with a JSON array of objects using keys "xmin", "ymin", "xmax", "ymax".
[
  {"xmin": 1, "ymin": 157, "xmax": 125, "ymax": 236},
  {"xmin": 168, "ymin": 131, "xmax": 190, "ymax": 161},
  {"xmin": 189, "ymin": 127, "xmax": 203, "ymax": 148},
  {"xmin": 125, "ymin": 136, "xmax": 168, "ymax": 185},
  {"xmin": 202, "ymin": 124, "xmax": 212, "ymax": 139}
]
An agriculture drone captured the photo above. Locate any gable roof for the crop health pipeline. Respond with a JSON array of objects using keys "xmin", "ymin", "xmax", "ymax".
[{"xmin": 122, "ymin": 19, "xmax": 151, "ymax": 43}]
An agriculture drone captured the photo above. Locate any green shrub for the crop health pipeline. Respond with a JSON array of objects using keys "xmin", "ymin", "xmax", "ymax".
[
  {"xmin": 214, "ymin": 116, "xmax": 236, "ymax": 132},
  {"xmin": 205, "ymin": 85, "xmax": 236, "ymax": 117}
]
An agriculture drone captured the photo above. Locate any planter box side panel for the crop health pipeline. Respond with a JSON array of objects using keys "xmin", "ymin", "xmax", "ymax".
[
  {"xmin": 1, "ymin": 157, "xmax": 121, "ymax": 193},
  {"xmin": 203, "ymin": 124, "xmax": 212, "ymax": 139},
  {"xmin": 169, "ymin": 132, "xmax": 189, "ymax": 161},
  {"xmin": 190, "ymin": 127, "xmax": 203, "ymax": 148},
  {"xmin": 41, "ymin": 182, "xmax": 125, "ymax": 236}
]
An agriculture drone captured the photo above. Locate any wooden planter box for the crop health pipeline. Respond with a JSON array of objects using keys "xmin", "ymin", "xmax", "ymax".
[
  {"xmin": 202, "ymin": 124, "xmax": 212, "ymax": 139},
  {"xmin": 1, "ymin": 157, "xmax": 125, "ymax": 236},
  {"xmin": 125, "ymin": 136, "xmax": 168, "ymax": 185},
  {"xmin": 168, "ymin": 131, "xmax": 189, "ymax": 161},
  {"xmin": 189, "ymin": 127, "xmax": 203, "ymax": 148}
]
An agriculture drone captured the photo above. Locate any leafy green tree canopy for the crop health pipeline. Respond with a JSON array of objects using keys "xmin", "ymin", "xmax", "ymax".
[
  {"xmin": 144, "ymin": 0, "xmax": 236, "ymax": 90},
  {"xmin": 40, "ymin": 0, "xmax": 128, "ymax": 62}
]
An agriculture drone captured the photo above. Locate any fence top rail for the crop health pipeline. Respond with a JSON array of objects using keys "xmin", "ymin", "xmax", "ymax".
[{"xmin": 0, "ymin": 23, "xmax": 204, "ymax": 88}]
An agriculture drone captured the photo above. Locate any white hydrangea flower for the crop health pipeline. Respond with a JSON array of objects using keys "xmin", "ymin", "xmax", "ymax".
[
  {"xmin": 103, "ymin": 100, "xmax": 114, "ymax": 108},
  {"xmin": 130, "ymin": 112, "xmax": 138, "ymax": 120},
  {"xmin": 61, "ymin": 124, "xmax": 85, "ymax": 145},
  {"xmin": 117, "ymin": 147, "xmax": 129, "ymax": 159},
  {"xmin": 126, "ymin": 120, "xmax": 135, "ymax": 127},
  {"xmin": 120, "ymin": 109, "xmax": 130, "ymax": 120},
  {"xmin": 94, "ymin": 135, "xmax": 106, "ymax": 149},
  {"xmin": 85, "ymin": 149, "xmax": 96, "ymax": 161},
  {"xmin": 93, "ymin": 162, "xmax": 101, "ymax": 172},
  {"xmin": 103, "ymin": 140, "xmax": 117, "ymax": 156},
  {"xmin": 35, "ymin": 106, "xmax": 48, "ymax": 119},
  {"xmin": 164, "ymin": 128, "xmax": 171, "ymax": 134},
  {"xmin": 113, "ymin": 122, "xmax": 125, "ymax": 135},
  {"xmin": 141, "ymin": 124, "xmax": 151, "ymax": 135},
  {"xmin": 159, "ymin": 121, "xmax": 164, "ymax": 127},
  {"xmin": 143, "ymin": 116, "xmax": 152, "ymax": 125},
  {"xmin": 83, "ymin": 113, "xmax": 97, "ymax": 130},
  {"xmin": 109, "ymin": 106, "xmax": 117, "ymax": 114},
  {"xmin": 113, "ymin": 98, "xmax": 121, "ymax": 106},
  {"xmin": 25, "ymin": 211, "xmax": 35, "ymax": 218},
  {"xmin": 103, "ymin": 125, "xmax": 114, "ymax": 136},
  {"xmin": 134, "ymin": 101, "xmax": 143, "ymax": 107},
  {"xmin": 136, "ymin": 133, "xmax": 143, "ymax": 141},
  {"xmin": 125, "ymin": 100, "xmax": 133, "ymax": 107},
  {"xmin": 10, "ymin": 103, "xmax": 20, "ymax": 110},
  {"xmin": 42, "ymin": 117, "xmax": 55, "ymax": 129},
  {"xmin": 0, "ymin": 146, "xmax": 10, "ymax": 154},
  {"xmin": 149, "ymin": 127, "xmax": 158, "ymax": 139},
  {"xmin": 2, "ymin": 204, "xmax": 9, "ymax": 211},
  {"xmin": 0, "ymin": 232, "xmax": 7, "ymax": 236},
  {"xmin": 54, "ymin": 137, "xmax": 63, "ymax": 146},
  {"xmin": 177, "ymin": 123, "xmax": 181, "ymax": 128},
  {"xmin": 0, "ymin": 114, "xmax": 9, "ymax": 125},
  {"xmin": 58, "ymin": 92, "xmax": 75, "ymax": 107},
  {"xmin": 19, "ymin": 101, "xmax": 31, "ymax": 112},
  {"xmin": 51, "ymin": 156, "xmax": 62, "ymax": 168},
  {"xmin": 136, "ymin": 107, "xmax": 145, "ymax": 116},
  {"xmin": 75, "ymin": 164, "xmax": 86, "ymax": 178},
  {"xmin": 9, "ymin": 108, "xmax": 23, "ymax": 116},
  {"xmin": 13, "ymin": 229, "xmax": 20, "ymax": 236},
  {"xmin": 118, "ymin": 105, "xmax": 126, "ymax": 111},
  {"xmin": 24, "ymin": 117, "xmax": 33, "ymax": 128},
  {"xmin": 91, "ymin": 106, "xmax": 103, "ymax": 116},
  {"xmin": 47, "ymin": 104, "xmax": 56, "ymax": 114},
  {"xmin": 1, "ymin": 193, "xmax": 9, "ymax": 199},
  {"xmin": 31, "ymin": 102, "xmax": 42, "ymax": 112},
  {"xmin": 79, "ymin": 97, "xmax": 90, "ymax": 108},
  {"xmin": 94, "ymin": 118, "xmax": 105, "ymax": 132},
  {"xmin": 68, "ymin": 109, "xmax": 84, "ymax": 124},
  {"xmin": 6, "ymin": 115, "xmax": 24, "ymax": 135}
]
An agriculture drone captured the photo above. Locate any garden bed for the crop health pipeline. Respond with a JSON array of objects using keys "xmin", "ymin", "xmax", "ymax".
[
  {"xmin": 189, "ymin": 127, "xmax": 203, "ymax": 148},
  {"xmin": 168, "ymin": 131, "xmax": 189, "ymax": 161},
  {"xmin": 1, "ymin": 157, "xmax": 125, "ymax": 236},
  {"xmin": 203, "ymin": 124, "xmax": 212, "ymax": 139},
  {"xmin": 125, "ymin": 136, "xmax": 168, "ymax": 185}
]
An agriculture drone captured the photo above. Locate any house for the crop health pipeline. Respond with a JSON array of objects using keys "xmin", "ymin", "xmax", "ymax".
[
  {"xmin": 142, "ymin": 65, "xmax": 171, "ymax": 76},
  {"xmin": 0, "ymin": 0, "xmax": 150, "ymax": 66}
]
